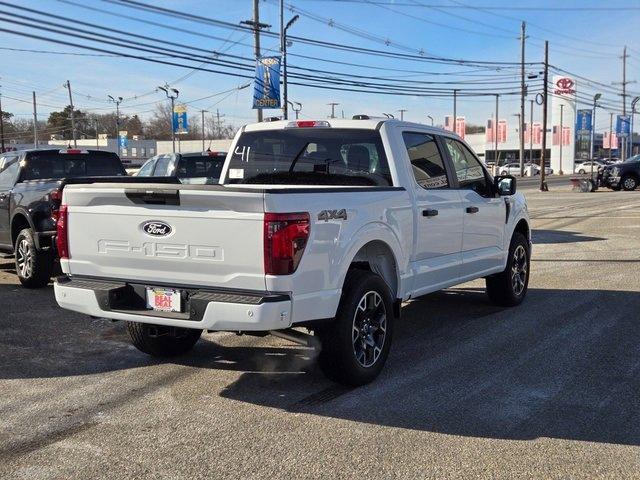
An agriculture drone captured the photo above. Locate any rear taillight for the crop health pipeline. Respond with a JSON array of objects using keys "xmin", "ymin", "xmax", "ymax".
[
  {"xmin": 50, "ymin": 189, "xmax": 62, "ymax": 222},
  {"xmin": 263, "ymin": 212, "xmax": 310, "ymax": 275},
  {"xmin": 56, "ymin": 205, "xmax": 69, "ymax": 259}
]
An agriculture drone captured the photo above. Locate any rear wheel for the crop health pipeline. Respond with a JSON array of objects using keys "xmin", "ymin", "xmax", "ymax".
[
  {"xmin": 621, "ymin": 175, "xmax": 638, "ymax": 191},
  {"xmin": 501, "ymin": 170, "xmax": 508, "ymax": 176},
  {"xmin": 126, "ymin": 322, "xmax": 202, "ymax": 357},
  {"xmin": 316, "ymin": 270, "xmax": 394, "ymax": 386},
  {"xmin": 486, "ymin": 232, "xmax": 530, "ymax": 307},
  {"xmin": 15, "ymin": 228, "xmax": 54, "ymax": 289},
  {"xmin": 578, "ymin": 169, "xmax": 586, "ymax": 174}
]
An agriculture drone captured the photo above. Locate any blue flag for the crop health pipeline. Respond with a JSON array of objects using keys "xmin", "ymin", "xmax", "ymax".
[{"xmin": 253, "ymin": 56, "xmax": 281, "ymax": 110}]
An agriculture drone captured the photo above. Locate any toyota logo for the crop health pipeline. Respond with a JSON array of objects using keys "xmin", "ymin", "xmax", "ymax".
[
  {"xmin": 141, "ymin": 221, "xmax": 173, "ymax": 237},
  {"xmin": 556, "ymin": 78, "xmax": 574, "ymax": 90}
]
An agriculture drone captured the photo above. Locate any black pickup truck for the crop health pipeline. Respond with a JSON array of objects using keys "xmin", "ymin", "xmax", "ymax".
[{"xmin": 0, "ymin": 148, "xmax": 128, "ymax": 288}]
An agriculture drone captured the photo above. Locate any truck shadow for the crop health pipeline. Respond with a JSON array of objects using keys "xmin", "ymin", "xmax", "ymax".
[
  {"xmin": 531, "ymin": 229, "xmax": 606, "ymax": 244},
  {"xmin": 1, "ymin": 285, "xmax": 638, "ymax": 445}
]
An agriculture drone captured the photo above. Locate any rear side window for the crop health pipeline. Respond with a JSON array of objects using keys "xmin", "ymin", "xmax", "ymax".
[
  {"xmin": 137, "ymin": 158, "xmax": 156, "ymax": 176},
  {"xmin": 225, "ymin": 128, "xmax": 392, "ymax": 186},
  {"xmin": 21, "ymin": 152, "xmax": 125, "ymax": 180},
  {"xmin": 176, "ymin": 155, "xmax": 226, "ymax": 179},
  {"xmin": 402, "ymin": 132, "xmax": 449, "ymax": 189},
  {"xmin": 153, "ymin": 156, "xmax": 172, "ymax": 176}
]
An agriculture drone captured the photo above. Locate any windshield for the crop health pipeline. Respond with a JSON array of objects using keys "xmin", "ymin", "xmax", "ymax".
[
  {"xmin": 21, "ymin": 152, "xmax": 125, "ymax": 180},
  {"xmin": 176, "ymin": 154, "xmax": 225, "ymax": 179},
  {"xmin": 225, "ymin": 128, "xmax": 392, "ymax": 186}
]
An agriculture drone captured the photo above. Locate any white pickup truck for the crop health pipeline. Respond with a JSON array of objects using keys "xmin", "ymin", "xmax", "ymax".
[{"xmin": 54, "ymin": 118, "xmax": 531, "ymax": 385}]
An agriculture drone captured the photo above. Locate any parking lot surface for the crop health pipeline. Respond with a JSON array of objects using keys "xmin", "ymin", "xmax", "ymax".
[{"xmin": 1, "ymin": 183, "xmax": 639, "ymax": 479}]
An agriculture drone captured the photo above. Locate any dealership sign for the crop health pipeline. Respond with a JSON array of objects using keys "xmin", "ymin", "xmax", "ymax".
[
  {"xmin": 554, "ymin": 77, "xmax": 576, "ymax": 96},
  {"xmin": 253, "ymin": 56, "xmax": 281, "ymax": 109}
]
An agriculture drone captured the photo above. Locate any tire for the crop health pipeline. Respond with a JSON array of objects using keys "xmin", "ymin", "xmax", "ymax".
[
  {"xmin": 501, "ymin": 170, "xmax": 508, "ymax": 176},
  {"xmin": 578, "ymin": 169, "xmax": 586, "ymax": 174},
  {"xmin": 621, "ymin": 175, "xmax": 638, "ymax": 191},
  {"xmin": 14, "ymin": 228, "xmax": 54, "ymax": 289},
  {"xmin": 316, "ymin": 270, "xmax": 394, "ymax": 386},
  {"xmin": 486, "ymin": 232, "xmax": 530, "ymax": 307},
  {"xmin": 126, "ymin": 322, "xmax": 202, "ymax": 357}
]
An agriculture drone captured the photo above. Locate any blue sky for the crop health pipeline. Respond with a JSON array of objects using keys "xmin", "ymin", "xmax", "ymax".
[{"xmin": 1, "ymin": 0, "xmax": 639, "ymax": 133}]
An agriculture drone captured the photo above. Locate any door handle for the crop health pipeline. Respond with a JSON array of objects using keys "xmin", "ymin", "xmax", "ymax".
[
  {"xmin": 422, "ymin": 209, "xmax": 439, "ymax": 217},
  {"xmin": 466, "ymin": 206, "xmax": 479, "ymax": 214}
]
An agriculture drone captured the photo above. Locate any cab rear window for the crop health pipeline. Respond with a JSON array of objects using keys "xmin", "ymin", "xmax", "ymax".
[
  {"xmin": 177, "ymin": 155, "xmax": 225, "ymax": 179},
  {"xmin": 225, "ymin": 129, "xmax": 392, "ymax": 186},
  {"xmin": 21, "ymin": 152, "xmax": 125, "ymax": 180}
]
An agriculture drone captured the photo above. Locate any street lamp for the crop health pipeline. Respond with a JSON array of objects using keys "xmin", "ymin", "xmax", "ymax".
[
  {"xmin": 281, "ymin": 12, "xmax": 299, "ymax": 120},
  {"xmin": 513, "ymin": 113, "xmax": 524, "ymax": 176},
  {"xmin": 158, "ymin": 85, "xmax": 179, "ymax": 153},
  {"xmin": 631, "ymin": 96, "xmax": 639, "ymax": 157},
  {"xmin": 287, "ymin": 100, "xmax": 302, "ymax": 119},
  {"xmin": 108, "ymin": 95, "xmax": 123, "ymax": 157},
  {"xmin": 590, "ymin": 93, "xmax": 602, "ymax": 179},
  {"xmin": 427, "ymin": 115, "xmax": 434, "ymax": 126},
  {"xmin": 559, "ymin": 104, "xmax": 564, "ymax": 175}
]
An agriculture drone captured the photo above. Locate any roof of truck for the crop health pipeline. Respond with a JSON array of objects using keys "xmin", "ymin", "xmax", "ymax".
[{"xmin": 243, "ymin": 118, "xmax": 459, "ymax": 138}]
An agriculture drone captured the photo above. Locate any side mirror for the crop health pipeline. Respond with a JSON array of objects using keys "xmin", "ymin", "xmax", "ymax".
[{"xmin": 495, "ymin": 175, "xmax": 516, "ymax": 196}]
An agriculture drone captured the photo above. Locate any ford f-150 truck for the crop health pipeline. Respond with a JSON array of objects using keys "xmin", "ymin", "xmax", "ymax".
[{"xmin": 54, "ymin": 118, "xmax": 531, "ymax": 385}]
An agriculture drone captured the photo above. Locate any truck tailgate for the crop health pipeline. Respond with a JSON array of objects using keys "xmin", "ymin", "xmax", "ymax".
[{"xmin": 62, "ymin": 184, "xmax": 266, "ymax": 290}]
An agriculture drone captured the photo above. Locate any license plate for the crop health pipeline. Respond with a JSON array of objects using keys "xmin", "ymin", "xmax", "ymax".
[{"xmin": 146, "ymin": 287, "xmax": 181, "ymax": 313}]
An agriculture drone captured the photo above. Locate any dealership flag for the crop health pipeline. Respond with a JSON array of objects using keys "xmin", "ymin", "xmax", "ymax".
[
  {"xmin": 486, "ymin": 119, "xmax": 494, "ymax": 143},
  {"xmin": 455, "ymin": 117, "xmax": 465, "ymax": 139},
  {"xmin": 497, "ymin": 120, "xmax": 507, "ymax": 143}
]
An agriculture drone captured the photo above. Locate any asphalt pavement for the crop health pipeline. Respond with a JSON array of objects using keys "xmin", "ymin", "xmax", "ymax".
[{"xmin": 1, "ymin": 180, "xmax": 639, "ymax": 479}]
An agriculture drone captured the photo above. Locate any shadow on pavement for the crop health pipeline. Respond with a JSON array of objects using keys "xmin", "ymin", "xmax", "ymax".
[
  {"xmin": 1, "ymin": 285, "xmax": 638, "ymax": 445},
  {"xmin": 532, "ymin": 229, "xmax": 606, "ymax": 244}
]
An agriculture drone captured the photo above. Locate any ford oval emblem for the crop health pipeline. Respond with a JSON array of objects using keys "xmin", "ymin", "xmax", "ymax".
[{"xmin": 142, "ymin": 221, "xmax": 172, "ymax": 237}]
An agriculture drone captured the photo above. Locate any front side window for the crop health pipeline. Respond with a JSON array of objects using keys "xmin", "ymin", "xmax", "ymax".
[
  {"xmin": 225, "ymin": 128, "xmax": 392, "ymax": 186},
  {"xmin": 0, "ymin": 160, "xmax": 20, "ymax": 188},
  {"xmin": 445, "ymin": 138, "xmax": 493, "ymax": 197},
  {"xmin": 402, "ymin": 132, "xmax": 449, "ymax": 189}
]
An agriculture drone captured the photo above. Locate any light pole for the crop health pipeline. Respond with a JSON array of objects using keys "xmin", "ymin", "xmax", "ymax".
[
  {"xmin": 608, "ymin": 112, "xmax": 615, "ymax": 162},
  {"xmin": 158, "ymin": 85, "xmax": 179, "ymax": 153},
  {"xmin": 280, "ymin": 9, "xmax": 299, "ymax": 120},
  {"xmin": 108, "ymin": 95, "xmax": 123, "ymax": 157},
  {"xmin": 287, "ymin": 101, "xmax": 302, "ymax": 119},
  {"xmin": 529, "ymin": 99, "xmax": 534, "ymax": 163},
  {"xmin": 200, "ymin": 109, "xmax": 208, "ymax": 151},
  {"xmin": 559, "ymin": 104, "xmax": 564, "ymax": 175},
  {"xmin": 631, "ymin": 96, "xmax": 639, "ymax": 157},
  {"xmin": 513, "ymin": 113, "xmax": 522, "ymax": 172},
  {"xmin": 427, "ymin": 115, "xmax": 434, "ymax": 126},
  {"xmin": 590, "ymin": 93, "xmax": 602, "ymax": 179}
]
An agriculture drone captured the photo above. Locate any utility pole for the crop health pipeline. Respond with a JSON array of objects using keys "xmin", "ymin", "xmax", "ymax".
[
  {"xmin": 95, "ymin": 119, "xmax": 99, "ymax": 150},
  {"xmin": 64, "ymin": 80, "xmax": 77, "ymax": 147},
  {"xmin": 622, "ymin": 46, "xmax": 627, "ymax": 160},
  {"xmin": 398, "ymin": 109, "xmax": 407, "ymax": 121},
  {"xmin": 242, "ymin": 0, "xmax": 270, "ymax": 122},
  {"xmin": 559, "ymin": 104, "xmax": 564, "ymax": 175},
  {"xmin": 529, "ymin": 99, "xmax": 534, "ymax": 163},
  {"xmin": 540, "ymin": 40, "xmax": 549, "ymax": 191},
  {"xmin": 200, "ymin": 110, "xmax": 208, "ymax": 151},
  {"xmin": 108, "ymin": 95, "xmax": 123, "ymax": 157},
  {"xmin": 609, "ymin": 112, "xmax": 614, "ymax": 162},
  {"xmin": 494, "ymin": 94, "xmax": 499, "ymax": 166},
  {"xmin": 328, "ymin": 102, "xmax": 339, "ymax": 119},
  {"xmin": 453, "ymin": 89, "xmax": 459, "ymax": 134},
  {"xmin": 215, "ymin": 109, "xmax": 225, "ymax": 139},
  {"xmin": 32, "ymin": 91, "xmax": 38, "ymax": 148},
  {"xmin": 519, "ymin": 21, "xmax": 527, "ymax": 177},
  {"xmin": 0, "ymin": 90, "xmax": 5, "ymax": 153},
  {"xmin": 157, "ymin": 85, "xmax": 179, "ymax": 153}
]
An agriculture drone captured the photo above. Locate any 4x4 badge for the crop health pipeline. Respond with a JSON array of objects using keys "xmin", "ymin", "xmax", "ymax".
[{"xmin": 318, "ymin": 209, "xmax": 347, "ymax": 222}]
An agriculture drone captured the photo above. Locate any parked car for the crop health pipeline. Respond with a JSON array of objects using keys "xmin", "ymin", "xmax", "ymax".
[
  {"xmin": 601, "ymin": 154, "xmax": 640, "ymax": 190},
  {"xmin": 574, "ymin": 160, "xmax": 604, "ymax": 174},
  {"xmin": 136, "ymin": 150, "xmax": 227, "ymax": 184},
  {"xmin": 499, "ymin": 162, "xmax": 551, "ymax": 176},
  {"xmin": 54, "ymin": 119, "xmax": 531, "ymax": 386},
  {"xmin": 0, "ymin": 149, "xmax": 127, "ymax": 288}
]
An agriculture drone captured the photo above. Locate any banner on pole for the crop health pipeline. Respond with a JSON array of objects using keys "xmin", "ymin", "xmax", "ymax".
[
  {"xmin": 497, "ymin": 120, "xmax": 507, "ymax": 143},
  {"xmin": 575, "ymin": 109, "xmax": 592, "ymax": 159},
  {"xmin": 172, "ymin": 104, "xmax": 188, "ymax": 135},
  {"xmin": 253, "ymin": 56, "xmax": 281, "ymax": 109},
  {"xmin": 118, "ymin": 130, "xmax": 128, "ymax": 148},
  {"xmin": 455, "ymin": 117, "xmax": 465, "ymax": 139},
  {"xmin": 616, "ymin": 115, "xmax": 630, "ymax": 137}
]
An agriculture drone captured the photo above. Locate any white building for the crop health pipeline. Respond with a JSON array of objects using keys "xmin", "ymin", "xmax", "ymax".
[{"xmin": 156, "ymin": 138, "xmax": 233, "ymax": 155}]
